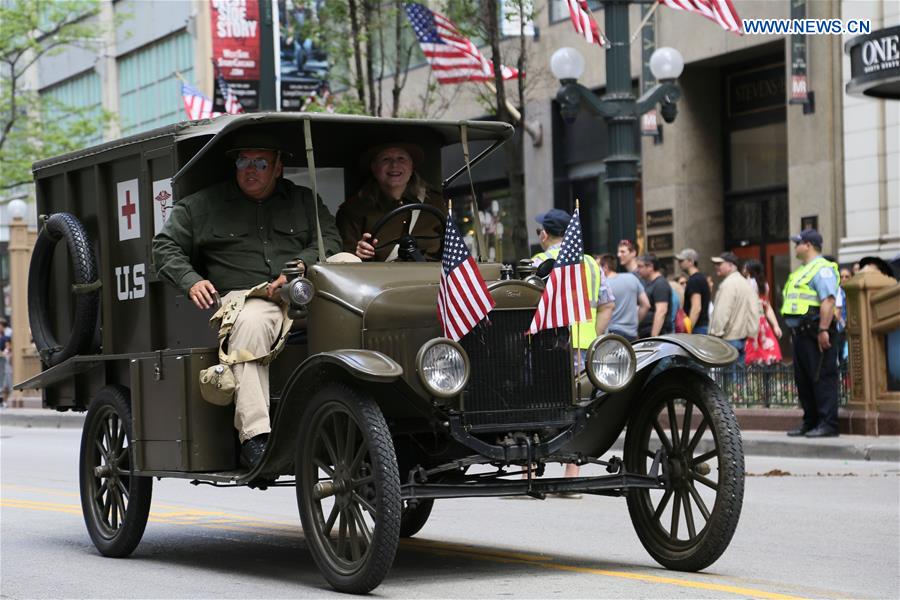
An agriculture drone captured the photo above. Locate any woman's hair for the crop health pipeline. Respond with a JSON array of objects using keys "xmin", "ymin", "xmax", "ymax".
[
  {"xmin": 744, "ymin": 259, "xmax": 767, "ymax": 295},
  {"xmin": 358, "ymin": 171, "xmax": 428, "ymax": 205}
]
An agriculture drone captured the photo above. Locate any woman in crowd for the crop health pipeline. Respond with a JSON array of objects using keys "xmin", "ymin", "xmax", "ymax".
[{"xmin": 743, "ymin": 259, "xmax": 783, "ymax": 365}]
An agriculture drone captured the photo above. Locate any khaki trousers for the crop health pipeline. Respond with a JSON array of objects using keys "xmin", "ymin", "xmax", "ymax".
[{"xmin": 221, "ymin": 290, "xmax": 284, "ymax": 443}]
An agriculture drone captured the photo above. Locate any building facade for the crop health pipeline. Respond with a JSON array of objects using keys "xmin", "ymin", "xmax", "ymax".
[{"xmin": 9, "ymin": 0, "xmax": 899, "ymax": 285}]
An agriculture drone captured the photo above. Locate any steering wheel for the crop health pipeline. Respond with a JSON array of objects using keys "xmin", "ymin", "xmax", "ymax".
[{"xmin": 368, "ymin": 202, "xmax": 447, "ymax": 262}]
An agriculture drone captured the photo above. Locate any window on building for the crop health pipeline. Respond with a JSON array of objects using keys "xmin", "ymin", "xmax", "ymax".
[
  {"xmin": 118, "ymin": 31, "xmax": 194, "ymax": 136},
  {"xmin": 550, "ymin": 0, "xmax": 601, "ymax": 23},
  {"xmin": 40, "ymin": 70, "xmax": 103, "ymax": 146}
]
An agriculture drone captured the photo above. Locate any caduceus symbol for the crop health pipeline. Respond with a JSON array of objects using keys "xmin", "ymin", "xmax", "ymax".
[{"xmin": 155, "ymin": 189, "xmax": 173, "ymax": 220}]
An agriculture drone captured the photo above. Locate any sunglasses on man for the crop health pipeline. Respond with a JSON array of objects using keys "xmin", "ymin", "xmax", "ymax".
[{"xmin": 235, "ymin": 156, "xmax": 271, "ymax": 171}]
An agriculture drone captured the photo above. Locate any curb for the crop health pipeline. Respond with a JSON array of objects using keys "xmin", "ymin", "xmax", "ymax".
[{"xmin": 2, "ymin": 409, "xmax": 898, "ymax": 462}]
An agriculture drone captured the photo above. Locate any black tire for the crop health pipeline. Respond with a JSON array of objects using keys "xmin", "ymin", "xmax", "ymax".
[
  {"xmin": 624, "ymin": 370, "xmax": 744, "ymax": 571},
  {"xmin": 79, "ymin": 385, "xmax": 152, "ymax": 557},
  {"xmin": 399, "ymin": 499, "xmax": 434, "ymax": 538},
  {"xmin": 295, "ymin": 383, "xmax": 401, "ymax": 594},
  {"xmin": 28, "ymin": 212, "xmax": 100, "ymax": 366}
]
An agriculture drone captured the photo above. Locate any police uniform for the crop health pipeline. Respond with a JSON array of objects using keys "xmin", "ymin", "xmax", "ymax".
[{"xmin": 781, "ymin": 255, "xmax": 840, "ymax": 434}]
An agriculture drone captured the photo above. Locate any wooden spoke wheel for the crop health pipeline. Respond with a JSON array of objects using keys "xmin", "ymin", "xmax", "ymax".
[
  {"xmin": 79, "ymin": 385, "xmax": 152, "ymax": 557},
  {"xmin": 624, "ymin": 371, "xmax": 744, "ymax": 571},
  {"xmin": 296, "ymin": 383, "xmax": 401, "ymax": 593}
]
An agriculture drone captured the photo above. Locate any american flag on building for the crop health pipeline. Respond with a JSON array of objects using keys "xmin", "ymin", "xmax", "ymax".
[
  {"xmin": 659, "ymin": 0, "xmax": 743, "ymax": 33},
  {"xmin": 566, "ymin": 0, "xmax": 605, "ymax": 46},
  {"xmin": 182, "ymin": 83, "xmax": 218, "ymax": 120},
  {"xmin": 526, "ymin": 208, "xmax": 592, "ymax": 335},
  {"xmin": 405, "ymin": 2, "xmax": 520, "ymax": 85},
  {"xmin": 438, "ymin": 217, "xmax": 495, "ymax": 341},
  {"xmin": 215, "ymin": 67, "xmax": 245, "ymax": 115}
]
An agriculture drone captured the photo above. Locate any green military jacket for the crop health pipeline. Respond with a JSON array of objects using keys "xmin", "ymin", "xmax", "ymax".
[{"xmin": 152, "ymin": 178, "xmax": 341, "ymax": 295}]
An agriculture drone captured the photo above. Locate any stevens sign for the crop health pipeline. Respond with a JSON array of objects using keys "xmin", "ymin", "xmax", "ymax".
[{"xmin": 846, "ymin": 25, "xmax": 900, "ymax": 99}]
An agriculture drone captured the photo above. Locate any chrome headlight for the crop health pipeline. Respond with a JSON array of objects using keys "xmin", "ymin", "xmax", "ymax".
[
  {"xmin": 287, "ymin": 277, "xmax": 315, "ymax": 306},
  {"xmin": 416, "ymin": 338, "xmax": 470, "ymax": 398},
  {"xmin": 586, "ymin": 334, "xmax": 636, "ymax": 392}
]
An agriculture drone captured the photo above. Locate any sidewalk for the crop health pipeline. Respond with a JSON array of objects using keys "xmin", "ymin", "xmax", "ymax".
[{"xmin": 2, "ymin": 407, "xmax": 898, "ymax": 462}]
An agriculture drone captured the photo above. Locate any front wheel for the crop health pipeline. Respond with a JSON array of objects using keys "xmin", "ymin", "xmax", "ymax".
[
  {"xmin": 295, "ymin": 383, "xmax": 401, "ymax": 593},
  {"xmin": 79, "ymin": 385, "xmax": 152, "ymax": 557},
  {"xmin": 624, "ymin": 371, "xmax": 744, "ymax": 571}
]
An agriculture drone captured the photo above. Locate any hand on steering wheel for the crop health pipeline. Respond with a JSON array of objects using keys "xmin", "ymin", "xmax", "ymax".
[
  {"xmin": 355, "ymin": 233, "xmax": 378, "ymax": 260},
  {"xmin": 365, "ymin": 203, "xmax": 447, "ymax": 262}
]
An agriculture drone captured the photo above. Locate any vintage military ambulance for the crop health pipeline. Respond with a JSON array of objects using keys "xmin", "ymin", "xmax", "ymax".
[{"xmin": 19, "ymin": 113, "xmax": 744, "ymax": 594}]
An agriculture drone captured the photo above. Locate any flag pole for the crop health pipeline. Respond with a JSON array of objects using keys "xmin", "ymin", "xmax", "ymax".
[
  {"xmin": 630, "ymin": 1, "xmax": 660, "ymax": 44},
  {"xmin": 574, "ymin": 198, "xmax": 583, "ymax": 379}
]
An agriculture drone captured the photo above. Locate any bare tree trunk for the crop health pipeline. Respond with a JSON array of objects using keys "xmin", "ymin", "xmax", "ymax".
[
  {"xmin": 347, "ymin": 0, "xmax": 366, "ymax": 106},
  {"xmin": 517, "ymin": 0, "xmax": 526, "ymax": 118},
  {"xmin": 485, "ymin": 0, "xmax": 527, "ymax": 260},
  {"xmin": 391, "ymin": 0, "xmax": 404, "ymax": 117},
  {"xmin": 363, "ymin": 1, "xmax": 376, "ymax": 115},
  {"xmin": 376, "ymin": 0, "xmax": 385, "ymax": 116}
]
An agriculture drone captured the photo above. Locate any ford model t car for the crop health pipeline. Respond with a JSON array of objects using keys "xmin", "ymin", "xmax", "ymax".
[{"xmin": 20, "ymin": 113, "xmax": 744, "ymax": 594}]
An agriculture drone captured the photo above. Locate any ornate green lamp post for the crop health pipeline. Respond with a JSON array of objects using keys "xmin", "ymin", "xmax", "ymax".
[{"xmin": 551, "ymin": 7, "xmax": 684, "ymax": 247}]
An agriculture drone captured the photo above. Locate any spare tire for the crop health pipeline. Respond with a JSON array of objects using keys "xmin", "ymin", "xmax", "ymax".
[{"xmin": 28, "ymin": 212, "xmax": 100, "ymax": 366}]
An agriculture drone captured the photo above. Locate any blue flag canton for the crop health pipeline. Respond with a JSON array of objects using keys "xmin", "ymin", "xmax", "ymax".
[
  {"xmin": 442, "ymin": 219, "xmax": 471, "ymax": 273},
  {"xmin": 405, "ymin": 3, "xmax": 442, "ymax": 43},
  {"xmin": 556, "ymin": 210, "xmax": 585, "ymax": 268}
]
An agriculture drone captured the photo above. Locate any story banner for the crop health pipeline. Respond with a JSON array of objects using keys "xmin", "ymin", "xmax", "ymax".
[
  {"xmin": 211, "ymin": 0, "xmax": 261, "ymax": 111},
  {"xmin": 789, "ymin": 0, "xmax": 810, "ymax": 104}
]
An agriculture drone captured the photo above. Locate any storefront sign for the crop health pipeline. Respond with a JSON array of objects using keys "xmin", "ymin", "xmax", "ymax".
[
  {"xmin": 211, "ymin": 0, "xmax": 261, "ymax": 110},
  {"xmin": 789, "ymin": 0, "xmax": 810, "ymax": 104},
  {"xmin": 845, "ymin": 25, "xmax": 900, "ymax": 99},
  {"xmin": 727, "ymin": 64, "xmax": 785, "ymax": 117},
  {"xmin": 647, "ymin": 233, "xmax": 673, "ymax": 253},
  {"xmin": 646, "ymin": 209, "xmax": 673, "ymax": 229}
]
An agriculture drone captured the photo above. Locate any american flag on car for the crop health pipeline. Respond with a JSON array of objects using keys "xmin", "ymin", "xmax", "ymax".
[{"xmin": 438, "ymin": 216, "xmax": 495, "ymax": 341}]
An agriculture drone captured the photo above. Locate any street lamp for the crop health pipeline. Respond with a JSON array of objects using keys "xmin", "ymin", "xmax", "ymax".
[{"xmin": 551, "ymin": 18, "xmax": 684, "ymax": 249}]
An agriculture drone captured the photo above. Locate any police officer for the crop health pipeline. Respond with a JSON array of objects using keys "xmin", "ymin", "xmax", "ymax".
[{"xmin": 781, "ymin": 229, "xmax": 840, "ymax": 438}]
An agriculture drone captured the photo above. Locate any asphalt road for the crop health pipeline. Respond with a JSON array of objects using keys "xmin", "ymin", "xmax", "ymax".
[{"xmin": 2, "ymin": 425, "xmax": 898, "ymax": 599}]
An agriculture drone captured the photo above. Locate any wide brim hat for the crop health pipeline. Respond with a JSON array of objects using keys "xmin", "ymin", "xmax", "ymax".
[
  {"xmin": 226, "ymin": 130, "xmax": 293, "ymax": 159},
  {"xmin": 359, "ymin": 142, "xmax": 425, "ymax": 172}
]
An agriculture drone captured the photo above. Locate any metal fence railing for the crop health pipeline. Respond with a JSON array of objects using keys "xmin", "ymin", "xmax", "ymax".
[{"xmin": 708, "ymin": 362, "xmax": 851, "ymax": 408}]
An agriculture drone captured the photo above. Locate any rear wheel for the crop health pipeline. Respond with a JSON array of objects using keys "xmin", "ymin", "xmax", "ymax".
[
  {"xmin": 79, "ymin": 385, "xmax": 152, "ymax": 557},
  {"xmin": 296, "ymin": 383, "xmax": 401, "ymax": 593},
  {"xmin": 624, "ymin": 371, "xmax": 744, "ymax": 571}
]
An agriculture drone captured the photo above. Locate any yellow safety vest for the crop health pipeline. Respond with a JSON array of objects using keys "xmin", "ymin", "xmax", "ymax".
[
  {"xmin": 781, "ymin": 256, "xmax": 839, "ymax": 316},
  {"xmin": 532, "ymin": 247, "xmax": 601, "ymax": 349}
]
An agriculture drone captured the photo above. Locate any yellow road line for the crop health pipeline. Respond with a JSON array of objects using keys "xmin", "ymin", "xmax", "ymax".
[{"xmin": 1, "ymin": 496, "xmax": 808, "ymax": 599}]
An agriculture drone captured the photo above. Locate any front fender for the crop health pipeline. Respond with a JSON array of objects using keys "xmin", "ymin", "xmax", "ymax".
[{"xmin": 259, "ymin": 350, "xmax": 404, "ymax": 477}]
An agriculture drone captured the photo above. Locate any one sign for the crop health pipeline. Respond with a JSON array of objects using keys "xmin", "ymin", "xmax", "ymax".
[
  {"xmin": 646, "ymin": 209, "xmax": 673, "ymax": 229},
  {"xmin": 789, "ymin": 0, "xmax": 810, "ymax": 104},
  {"xmin": 116, "ymin": 179, "xmax": 141, "ymax": 241},
  {"xmin": 152, "ymin": 179, "xmax": 174, "ymax": 235},
  {"xmin": 845, "ymin": 25, "xmax": 900, "ymax": 99},
  {"xmin": 211, "ymin": 0, "xmax": 261, "ymax": 110},
  {"xmin": 727, "ymin": 64, "xmax": 785, "ymax": 117}
]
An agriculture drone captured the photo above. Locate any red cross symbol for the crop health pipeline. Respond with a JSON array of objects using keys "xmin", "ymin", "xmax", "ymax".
[{"xmin": 122, "ymin": 190, "xmax": 136, "ymax": 229}]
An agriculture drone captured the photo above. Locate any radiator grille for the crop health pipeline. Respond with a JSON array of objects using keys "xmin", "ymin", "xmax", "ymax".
[{"xmin": 459, "ymin": 310, "xmax": 574, "ymax": 430}]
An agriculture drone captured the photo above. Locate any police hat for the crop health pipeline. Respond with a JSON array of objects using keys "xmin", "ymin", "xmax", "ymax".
[
  {"xmin": 534, "ymin": 208, "xmax": 571, "ymax": 237},
  {"xmin": 790, "ymin": 229, "xmax": 823, "ymax": 248}
]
